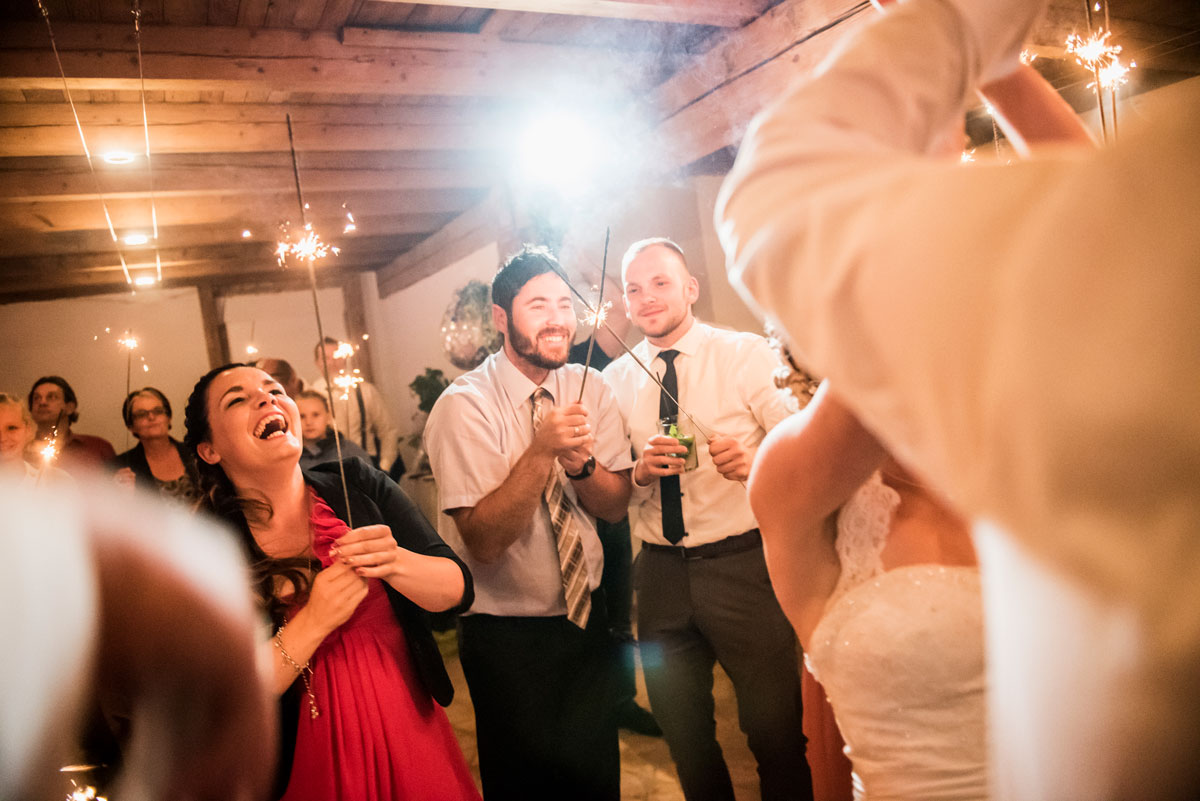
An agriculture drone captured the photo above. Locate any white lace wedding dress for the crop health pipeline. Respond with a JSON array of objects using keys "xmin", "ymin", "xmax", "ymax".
[{"xmin": 805, "ymin": 474, "xmax": 988, "ymax": 800}]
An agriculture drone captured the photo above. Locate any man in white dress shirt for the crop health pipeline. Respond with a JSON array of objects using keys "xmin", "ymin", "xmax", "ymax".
[
  {"xmin": 310, "ymin": 338, "xmax": 402, "ymax": 473},
  {"xmin": 716, "ymin": 0, "xmax": 1200, "ymax": 797},
  {"xmin": 603, "ymin": 238, "xmax": 811, "ymax": 801},
  {"xmin": 424, "ymin": 245, "xmax": 633, "ymax": 801}
]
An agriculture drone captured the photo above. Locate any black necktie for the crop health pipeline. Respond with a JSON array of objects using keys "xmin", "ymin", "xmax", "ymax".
[{"xmin": 658, "ymin": 350, "xmax": 686, "ymax": 544}]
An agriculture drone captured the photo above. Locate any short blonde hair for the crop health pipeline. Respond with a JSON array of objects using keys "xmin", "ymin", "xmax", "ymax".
[
  {"xmin": 0, "ymin": 393, "xmax": 36, "ymax": 453},
  {"xmin": 620, "ymin": 237, "xmax": 689, "ymax": 284}
]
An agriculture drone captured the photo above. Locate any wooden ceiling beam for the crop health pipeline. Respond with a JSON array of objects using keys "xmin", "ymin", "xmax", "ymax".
[
  {"xmin": 0, "ymin": 212, "xmax": 456, "ymax": 257},
  {"xmin": 0, "ymin": 187, "xmax": 485, "ymax": 232},
  {"xmin": 0, "ymin": 234, "xmax": 420, "ymax": 276},
  {"xmin": 0, "ymin": 101, "xmax": 507, "ymax": 128},
  {"xmin": 364, "ymin": 0, "xmax": 765, "ymax": 27},
  {"xmin": 376, "ymin": 189, "xmax": 518, "ymax": 297},
  {"xmin": 0, "ymin": 259, "xmax": 389, "ymax": 304},
  {"xmin": 0, "ymin": 165, "xmax": 495, "ymax": 202},
  {"xmin": 652, "ymin": 0, "xmax": 869, "ymax": 118},
  {"xmin": 0, "ymin": 22, "xmax": 653, "ymax": 98},
  {"xmin": 653, "ymin": 0, "xmax": 871, "ymax": 168},
  {"xmin": 0, "ymin": 120, "xmax": 503, "ymax": 158}
]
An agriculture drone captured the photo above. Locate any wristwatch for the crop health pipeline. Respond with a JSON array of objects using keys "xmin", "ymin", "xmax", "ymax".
[{"xmin": 565, "ymin": 455, "xmax": 596, "ymax": 480}]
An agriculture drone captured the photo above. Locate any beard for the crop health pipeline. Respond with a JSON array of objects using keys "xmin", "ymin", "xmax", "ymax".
[
  {"xmin": 508, "ymin": 321, "xmax": 572, "ymax": 370},
  {"xmin": 638, "ymin": 307, "xmax": 689, "ymax": 340}
]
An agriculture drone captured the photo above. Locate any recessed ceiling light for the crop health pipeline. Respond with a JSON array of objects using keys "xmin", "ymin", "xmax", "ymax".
[
  {"xmin": 134, "ymin": 276, "xmax": 157, "ymax": 287},
  {"xmin": 124, "ymin": 233, "xmax": 149, "ymax": 246},
  {"xmin": 102, "ymin": 151, "xmax": 137, "ymax": 165}
]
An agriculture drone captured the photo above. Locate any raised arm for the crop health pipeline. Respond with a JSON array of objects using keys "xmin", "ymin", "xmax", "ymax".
[{"xmin": 749, "ymin": 383, "xmax": 887, "ymax": 645}]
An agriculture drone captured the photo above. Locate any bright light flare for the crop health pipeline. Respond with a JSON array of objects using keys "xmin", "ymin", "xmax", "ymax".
[
  {"xmin": 102, "ymin": 151, "xmax": 136, "ymax": 165},
  {"xmin": 124, "ymin": 233, "xmax": 149, "ymax": 246},
  {"xmin": 1066, "ymin": 29, "xmax": 1121, "ymax": 70},
  {"xmin": 1019, "ymin": 49, "xmax": 1038, "ymax": 65},
  {"xmin": 333, "ymin": 370, "xmax": 363, "ymax": 400},
  {"xmin": 117, "ymin": 334, "xmax": 138, "ymax": 350},
  {"xmin": 276, "ymin": 223, "xmax": 339, "ymax": 267},
  {"xmin": 516, "ymin": 112, "xmax": 604, "ymax": 194},
  {"xmin": 333, "ymin": 342, "xmax": 356, "ymax": 360},
  {"xmin": 40, "ymin": 439, "xmax": 58, "ymax": 464},
  {"xmin": 579, "ymin": 299, "xmax": 612, "ymax": 330},
  {"xmin": 242, "ymin": 229, "xmax": 253, "ymax": 238},
  {"xmin": 245, "ymin": 344, "xmax": 259, "ymax": 356},
  {"xmin": 133, "ymin": 275, "xmax": 156, "ymax": 287},
  {"xmin": 1094, "ymin": 57, "xmax": 1134, "ymax": 90},
  {"xmin": 961, "ymin": 149, "xmax": 976, "ymax": 163}
]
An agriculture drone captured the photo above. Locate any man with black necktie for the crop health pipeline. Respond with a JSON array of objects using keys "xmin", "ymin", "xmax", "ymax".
[{"xmin": 603, "ymin": 238, "xmax": 812, "ymax": 801}]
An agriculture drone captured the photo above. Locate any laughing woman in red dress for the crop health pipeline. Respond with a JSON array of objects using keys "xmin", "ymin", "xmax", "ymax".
[{"xmin": 184, "ymin": 363, "xmax": 480, "ymax": 801}]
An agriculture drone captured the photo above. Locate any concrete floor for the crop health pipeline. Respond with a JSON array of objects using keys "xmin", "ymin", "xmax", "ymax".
[{"xmin": 437, "ymin": 630, "xmax": 762, "ymax": 801}]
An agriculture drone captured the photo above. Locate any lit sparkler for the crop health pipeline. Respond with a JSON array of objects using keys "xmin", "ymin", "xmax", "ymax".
[
  {"xmin": 333, "ymin": 370, "xmax": 364, "ymax": 400},
  {"xmin": 576, "ymin": 228, "xmax": 611, "ymax": 403},
  {"xmin": 286, "ymin": 113, "xmax": 353, "ymax": 524},
  {"xmin": 1066, "ymin": 29, "xmax": 1120, "ymax": 70},
  {"xmin": 333, "ymin": 341, "xmax": 356, "ymax": 360},
  {"xmin": 343, "ymin": 203, "xmax": 357, "ymax": 234},
  {"xmin": 579, "ymin": 299, "xmax": 612, "ymax": 330},
  {"xmin": 276, "ymin": 222, "xmax": 339, "ymax": 267},
  {"xmin": 1065, "ymin": 26, "xmax": 1133, "ymax": 141}
]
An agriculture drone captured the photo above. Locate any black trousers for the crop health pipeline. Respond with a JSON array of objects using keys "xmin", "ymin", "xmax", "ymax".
[
  {"xmin": 457, "ymin": 599, "xmax": 620, "ymax": 801},
  {"xmin": 636, "ymin": 543, "xmax": 813, "ymax": 801},
  {"xmin": 598, "ymin": 515, "xmax": 639, "ymax": 707}
]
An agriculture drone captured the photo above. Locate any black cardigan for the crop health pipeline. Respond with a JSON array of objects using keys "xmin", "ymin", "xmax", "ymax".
[
  {"xmin": 273, "ymin": 458, "xmax": 473, "ymax": 796},
  {"xmin": 109, "ymin": 438, "xmax": 200, "ymax": 492}
]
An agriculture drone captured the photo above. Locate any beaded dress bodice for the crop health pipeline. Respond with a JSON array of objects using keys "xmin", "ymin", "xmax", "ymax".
[{"xmin": 806, "ymin": 473, "xmax": 988, "ymax": 801}]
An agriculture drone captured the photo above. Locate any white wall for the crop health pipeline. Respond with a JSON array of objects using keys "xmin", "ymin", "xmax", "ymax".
[
  {"xmin": 691, "ymin": 174, "xmax": 764, "ymax": 334},
  {"xmin": 363, "ymin": 242, "xmax": 501, "ymax": 467},
  {"xmin": 223, "ymin": 287, "xmax": 346, "ymax": 387},
  {"xmin": 0, "ymin": 287, "xmax": 210, "ymax": 450}
]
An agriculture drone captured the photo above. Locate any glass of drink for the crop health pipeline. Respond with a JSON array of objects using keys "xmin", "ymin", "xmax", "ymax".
[{"xmin": 658, "ymin": 416, "xmax": 698, "ymax": 471}]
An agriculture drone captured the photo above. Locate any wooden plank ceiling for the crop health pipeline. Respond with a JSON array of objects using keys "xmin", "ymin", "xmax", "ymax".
[{"xmin": 0, "ymin": 0, "xmax": 1196, "ymax": 303}]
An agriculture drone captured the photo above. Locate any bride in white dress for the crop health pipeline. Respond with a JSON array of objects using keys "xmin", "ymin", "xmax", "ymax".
[{"xmin": 749, "ymin": 382, "xmax": 986, "ymax": 801}]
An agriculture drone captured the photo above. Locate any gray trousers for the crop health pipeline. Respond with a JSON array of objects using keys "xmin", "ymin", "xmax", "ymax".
[{"xmin": 635, "ymin": 543, "xmax": 813, "ymax": 801}]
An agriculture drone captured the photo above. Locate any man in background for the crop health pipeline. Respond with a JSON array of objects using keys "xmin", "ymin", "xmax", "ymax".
[
  {"xmin": 309, "ymin": 337, "xmax": 402, "ymax": 474},
  {"xmin": 28, "ymin": 375, "xmax": 114, "ymax": 475}
]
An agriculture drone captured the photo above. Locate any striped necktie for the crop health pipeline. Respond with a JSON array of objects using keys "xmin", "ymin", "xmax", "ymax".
[{"xmin": 531, "ymin": 388, "xmax": 591, "ymax": 628}]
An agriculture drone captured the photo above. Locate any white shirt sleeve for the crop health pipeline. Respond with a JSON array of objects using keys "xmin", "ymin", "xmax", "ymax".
[
  {"xmin": 361, "ymin": 382, "xmax": 402, "ymax": 472},
  {"xmin": 716, "ymin": 0, "xmax": 1200, "ymax": 604},
  {"xmin": 425, "ymin": 390, "xmax": 514, "ymax": 513}
]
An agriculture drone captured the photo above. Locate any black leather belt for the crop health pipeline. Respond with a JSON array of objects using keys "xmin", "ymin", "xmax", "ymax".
[{"xmin": 642, "ymin": 529, "xmax": 762, "ymax": 561}]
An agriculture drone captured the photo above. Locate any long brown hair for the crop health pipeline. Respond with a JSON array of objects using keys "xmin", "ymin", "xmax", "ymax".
[{"xmin": 183, "ymin": 363, "xmax": 315, "ymax": 626}]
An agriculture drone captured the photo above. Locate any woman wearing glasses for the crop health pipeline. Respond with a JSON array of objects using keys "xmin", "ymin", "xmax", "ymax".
[{"xmin": 112, "ymin": 386, "xmax": 201, "ymax": 505}]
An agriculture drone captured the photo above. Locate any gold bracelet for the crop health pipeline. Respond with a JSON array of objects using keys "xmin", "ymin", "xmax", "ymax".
[{"xmin": 273, "ymin": 628, "xmax": 319, "ymax": 719}]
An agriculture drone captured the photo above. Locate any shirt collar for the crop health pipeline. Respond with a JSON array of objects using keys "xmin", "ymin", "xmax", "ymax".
[
  {"xmin": 644, "ymin": 318, "xmax": 706, "ymax": 363},
  {"xmin": 495, "ymin": 348, "xmax": 562, "ymax": 414}
]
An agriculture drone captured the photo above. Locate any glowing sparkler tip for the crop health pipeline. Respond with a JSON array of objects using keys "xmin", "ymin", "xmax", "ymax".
[
  {"xmin": 579, "ymin": 299, "xmax": 613, "ymax": 328},
  {"xmin": 961, "ymin": 149, "xmax": 976, "ymax": 163},
  {"xmin": 245, "ymin": 344, "xmax": 259, "ymax": 356},
  {"xmin": 333, "ymin": 342, "xmax": 355, "ymax": 360}
]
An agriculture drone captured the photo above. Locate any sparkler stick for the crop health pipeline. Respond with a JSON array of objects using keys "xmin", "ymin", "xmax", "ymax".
[
  {"xmin": 119, "ymin": 331, "xmax": 138, "ymax": 448},
  {"xmin": 286, "ymin": 114, "xmax": 354, "ymax": 527},
  {"xmin": 549, "ymin": 264, "xmax": 720, "ymax": 445},
  {"xmin": 576, "ymin": 227, "xmax": 610, "ymax": 403}
]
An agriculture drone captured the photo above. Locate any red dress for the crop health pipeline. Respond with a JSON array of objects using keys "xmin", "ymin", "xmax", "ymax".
[{"xmin": 281, "ymin": 491, "xmax": 481, "ymax": 801}]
